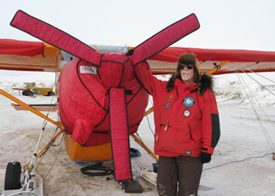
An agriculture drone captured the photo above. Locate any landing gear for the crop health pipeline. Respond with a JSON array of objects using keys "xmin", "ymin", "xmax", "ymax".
[
  {"xmin": 2, "ymin": 161, "xmax": 43, "ymax": 196},
  {"xmin": 4, "ymin": 161, "xmax": 22, "ymax": 190}
]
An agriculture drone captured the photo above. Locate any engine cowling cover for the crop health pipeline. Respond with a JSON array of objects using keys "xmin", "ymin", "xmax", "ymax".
[{"xmin": 59, "ymin": 54, "xmax": 149, "ymax": 146}]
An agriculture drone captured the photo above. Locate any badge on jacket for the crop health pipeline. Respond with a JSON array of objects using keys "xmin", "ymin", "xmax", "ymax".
[
  {"xmin": 165, "ymin": 102, "xmax": 170, "ymax": 109},
  {"xmin": 183, "ymin": 96, "xmax": 195, "ymax": 108},
  {"xmin": 183, "ymin": 110, "xmax": 190, "ymax": 117},
  {"xmin": 168, "ymin": 94, "xmax": 173, "ymax": 100},
  {"xmin": 185, "ymin": 150, "xmax": 191, "ymax": 155}
]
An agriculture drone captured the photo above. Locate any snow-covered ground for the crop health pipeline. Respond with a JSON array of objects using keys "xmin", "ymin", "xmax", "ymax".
[{"xmin": 0, "ymin": 71, "xmax": 275, "ymax": 196}]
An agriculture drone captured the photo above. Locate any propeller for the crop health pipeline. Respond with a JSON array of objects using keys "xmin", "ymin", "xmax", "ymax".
[
  {"xmin": 10, "ymin": 10, "xmax": 102, "ymax": 66},
  {"xmin": 128, "ymin": 13, "xmax": 200, "ymax": 65}
]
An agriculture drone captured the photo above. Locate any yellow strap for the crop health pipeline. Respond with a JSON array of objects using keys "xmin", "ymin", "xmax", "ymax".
[{"xmin": 208, "ymin": 61, "xmax": 229, "ymax": 74}]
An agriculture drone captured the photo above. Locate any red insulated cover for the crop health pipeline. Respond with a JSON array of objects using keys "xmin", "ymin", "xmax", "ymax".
[
  {"xmin": 0, "ymin": 39, "xmax": 43, "ymax": 56},
  {"xmin": 58, "ymin": 55, "xmax": 149, "ymax": 147},
  {"xmin": 109, "ymin": 87, "xmax": 132, "ymax": 181},
  {"xmin": 130, "ymin": 13, "xmax": 200, "ymax": 65},
  {"xmin": 10, "ymin": 10, "xmax": 102, "ymax": 65},
  {"xmin": 150, "ymin": 47, "xmax": 275, "ymax": 62}
]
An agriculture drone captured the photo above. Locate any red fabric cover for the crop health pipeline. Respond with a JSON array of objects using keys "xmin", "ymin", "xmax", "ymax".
[
  {"xmin": 131, "ymin": 14, "xmax": 200, "ymax": 65},
  {"xmin": 151, "ymin": 47, "xmax": 275, "ymax": 62},
  {"xmin": 10, "ymin": 10, "xmax": 102, "ymax": 65},
  {"xmin": 72, "ymin": 119, "xmax": 95, "ymax": 145},
  {"xmin": 59, "ymin": 55, "xmax": 148, "ymax": 147},
  {"xmin": 0, "ymin": 39, "xmax": 43, "ymax": 56},
  {"xmin": 109, "ymin": 87, "xmax": 131, "ymax": 181},
  {"xmin": 134, "ymin": 62, "xmax": 219, "ymax": 157}
]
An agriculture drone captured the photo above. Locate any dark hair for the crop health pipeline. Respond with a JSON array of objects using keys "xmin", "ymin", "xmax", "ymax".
[{"xmin": 166, "ymin": 53, "xmax": 200, "ymax": 92}]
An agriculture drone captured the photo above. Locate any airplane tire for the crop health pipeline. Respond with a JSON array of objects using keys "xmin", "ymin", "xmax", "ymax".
[
  {"xmin": 22, "ymin": 90, "xmax": 28, "ymax": 96},
  {"xmin": 22, "ymin": 90, "xmax": 33, "ymax": 96},
  {"xmin": 4, "ymin": 161, "xmax": 22, "ymax": 190},
  {"xmin": 47, "ymin": 91, "xmax": 55, "ymax": 96},
  {"xmin": 80, "ymin": 166, "xmax": 113, "ymax": 176},
  {"xmin": 27, "ymin": 91, "xmax": 34, "ymax": 96}
]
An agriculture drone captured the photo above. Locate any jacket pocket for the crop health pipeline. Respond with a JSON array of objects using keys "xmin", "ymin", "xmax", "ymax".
[
  {"xmin": 189, "ymin": 122, "xmax": 202, "ymax": 142},
  {"xmin": 155, "ymin": 125, "xmax": 174, "ymax": 152},
  {"xmin": 155, "ymin": 125, "xmax": 191, "ymax": 153},
  {"xmin": 174, "ymin": 125, "xmax": 190, "ymax": 144}
]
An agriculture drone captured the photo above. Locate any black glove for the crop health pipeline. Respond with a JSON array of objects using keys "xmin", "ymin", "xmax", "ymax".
[{"xmin": 199, "ymin": 152, "xmax": 212, "ymax": 164}]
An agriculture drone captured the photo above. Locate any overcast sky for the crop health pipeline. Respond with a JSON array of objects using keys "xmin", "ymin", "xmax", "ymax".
[{"xmin": 1, "ymin": 0, "xmax": 275, "ymax": 51}]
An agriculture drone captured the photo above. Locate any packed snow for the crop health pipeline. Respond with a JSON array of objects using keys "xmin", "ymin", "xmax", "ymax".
[{"xmin": 0, "ymin": 70, "xmax": 275, "ymax": 196}]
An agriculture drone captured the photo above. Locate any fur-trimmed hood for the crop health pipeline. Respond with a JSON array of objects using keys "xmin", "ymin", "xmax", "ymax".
[{"xmin": 198, "ymin": 73, "xmax": 213, "ymax": 95}]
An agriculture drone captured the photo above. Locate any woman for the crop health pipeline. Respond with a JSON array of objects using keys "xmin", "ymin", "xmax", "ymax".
[{"xmin": 132, "ymin": 52, "xmax": 220, "ymax": 196}]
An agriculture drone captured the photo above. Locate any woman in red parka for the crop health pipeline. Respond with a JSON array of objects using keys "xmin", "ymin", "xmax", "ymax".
[{"xmin": 133, "ymin": 53, "xmax": 220, "ymax": 196}]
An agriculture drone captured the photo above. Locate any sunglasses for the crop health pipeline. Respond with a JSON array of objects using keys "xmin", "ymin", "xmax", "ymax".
[{"xmin": 178, "ymin": 63, "xmax": 194, "ymax": 70}]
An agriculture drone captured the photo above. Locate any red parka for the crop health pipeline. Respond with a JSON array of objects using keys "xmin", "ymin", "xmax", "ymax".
[{"xmin": 134, "ymin": 62, "xmax": 220, "ymax": 157}]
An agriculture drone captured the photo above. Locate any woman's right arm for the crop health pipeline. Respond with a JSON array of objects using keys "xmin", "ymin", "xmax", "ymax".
[{"xmin": 133, "ymin": 61, "xmax": 160, "ymax": 95}]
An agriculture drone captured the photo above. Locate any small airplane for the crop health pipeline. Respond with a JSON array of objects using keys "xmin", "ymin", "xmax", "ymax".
[{"xmin": 1, "ymin": 10, "xmax": 275, "ymax": 196}]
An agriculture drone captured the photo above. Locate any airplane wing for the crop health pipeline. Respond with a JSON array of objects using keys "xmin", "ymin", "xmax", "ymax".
[
  {"xmin": 0, "ymin": 39, "xmax": 61, "ymax": 72},
  {"xmin": 1, "ymin": 39, "xmax": 275, "ymax": 74},
  {"xmin": 148, "ymin": 47, "xmax": 275, "ymax": 74}
]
